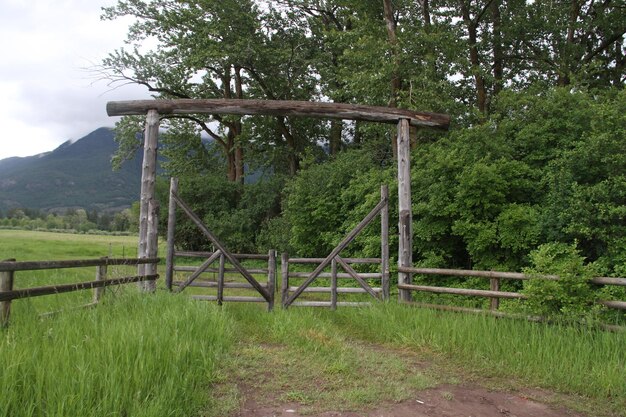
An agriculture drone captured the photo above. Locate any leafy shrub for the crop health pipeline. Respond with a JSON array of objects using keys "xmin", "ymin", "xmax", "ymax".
[{"xmin": 522, "ymin": 243, "xmax": 602, "ymax": 322}]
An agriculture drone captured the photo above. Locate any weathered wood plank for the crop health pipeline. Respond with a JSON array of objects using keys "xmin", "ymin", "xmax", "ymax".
[
  {"xmin": 174, "ymin": 266, "xmax": 268, "ymax": 274},
  {"xmin": 217, "ymin": 253, "xmax": 225, "ymax": 306},
  {"xmin": 490, "ymin": 277, "xmax": 500, "ymax": 310},
  {"xmin": 330, "ymin": 259, "xmax": 338, "ymax": 311},
  {"xmin": 0, "ymin": 258, "xmax": 159, "ymax": 272},
  {"xmin": 397, "ymin": 118, "xmax": 412, "ymax": 302},
  {"xmin": 142, "ymin": 199, "xmax": 159, "ymax": 292},
  {"xmin": 172, "ymin": 281, "xmax": 268, "ymax": 289},
  {"xmin": 288, "ymin": 272, "xmax": 382, "ymax": 279},
  {"xmin": 191, "ymin": 295, "xmax": 266, "ymax": 303},
  {"xmin": 399, "ymin": 266, "xmax": 626, "ymax": 286},
  {"xmin": 175, "ymin": 250, "xmax": 222, "ymax": 293},
  {"xmin": 107, "ymin": 99, "xmax": 451, "ymax": 130},
  {"xmin": 267, "ymin": 250, "xmax": 276, "ymax": 311},
  {"xmin": 281, "ymin": 252, "xmax": 289, "ymax": 309},
  {"xmin": 288, "ymin": 286, "xmax": 383, "ymax": 294},
  {"xmin": 291, "ymin": 301, "xmax": 372, "ymax": 307},
  {"xmin": 165, "ymin": 177, "xmax": 179, "ymax": 291},
  {"xmin": 93, "ymin": 259, "xmax": 107, "ymax": 303},
  {"xmin": 600, "ymin": 300, "xmax": 626, "ymax": 310},
  {"xmin": 174, "ymin": 251, "xmax": 269, "ymax": 260},
  {"xmin": 1, "ymin": 258, "xmax": 15, "ymax": 326},
  {"xmin": 336, "ymin": 256, "xmax": 380, "ymax": 300},
  {"xmin": 287, "ymin": 257, "xmax": 381, "ymax": 264},
  {"xmin": 284, "ymin": 197, "xmax": 387, "ymax": 306},
  {"xmin": 397, "ymin": 283, "xmax": 525, "ymax": 299},
  {"xmin": 137, "ymin": 109, "xmax": 160, "ymax": 292},
  {"xmin": 380, "ymin": 184, "xmax": 390, "ymax": 301},
  {"xmin": 171, "ymin": 192, "xmax": 271, "ymax": 301},
  {"xmin": 0, "ymin": 275, "xmax": 158, "ymax": 302}
]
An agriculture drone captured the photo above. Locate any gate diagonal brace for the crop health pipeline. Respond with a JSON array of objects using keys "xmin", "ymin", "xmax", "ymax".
[
  {"xmin": 284, "ymin": 197, "xmax": 387, "ymax": 307},
  {"xmin": 176, "ymin": 250, "xmax": 222, "ymax": 293},
  {"xmin": 335, "ymin": 256, "xmax": 380, "ymax": 300},
  {"xmin": 171, "ymin": 192, "xmax": 272, "ymax": 302}
]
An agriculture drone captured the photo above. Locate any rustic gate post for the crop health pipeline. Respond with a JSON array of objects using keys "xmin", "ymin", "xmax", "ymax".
[
  {"xmin": 381, "ymin": 185, "xmax": 390, "ymax": 301},
  {"xmin": 165, "ymin": 177, "xmax": 179, "ymax": 291},
  {"xmin": 144, "ymin": 200, "xmax": 159, "ymax": 292},
  {"xmin": 93, "ymin": 257, "xmax": 107, "ymax": 303},
  {"xmin": 1, "ymin": 259, "xmax": 15, "ymax": 327},
  {"xmin": 397, "ymin": 119, "xmax": 412, "ymax": 302},
  {"xmin": 137, "ymin": 109, "xmax": 160, "ymax": 292},
  {"xmin": 267, "ymin": 250, "xmax": 276, "ymax": 311},
  {"xmin": 281, "ymin": 253, "xmax": 289, "ymax": 308}
]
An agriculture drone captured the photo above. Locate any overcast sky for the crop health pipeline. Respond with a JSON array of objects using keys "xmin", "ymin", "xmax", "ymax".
[{"xmin": 0, "ymin": 0, "xmax": 151, "ymax": 160}]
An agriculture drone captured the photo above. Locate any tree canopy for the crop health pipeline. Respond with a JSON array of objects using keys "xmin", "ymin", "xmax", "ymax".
[{"xmin": 101, "ymin": 0, "xmax": 625, "ymax": 279}]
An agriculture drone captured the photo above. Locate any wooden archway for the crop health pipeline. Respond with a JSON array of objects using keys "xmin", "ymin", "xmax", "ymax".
[{"xmin": 106, "ymin": 99, "xmax": 450, "ymax": 300}]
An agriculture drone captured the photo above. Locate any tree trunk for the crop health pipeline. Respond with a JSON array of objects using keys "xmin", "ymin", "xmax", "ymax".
[
  {"xmin": 459, "ymin": 0, "xmax": 488, "ymax": 115},
  {"xmin": 382, "ymin": 0, "xmax": 402, "ymax": 159},
  {"xmin": 329, "ymin": 120, "xmax": 342, "ymax": 155},
  {"xmin": 491, "ymin": 0, "xmax": 503, "ymax": 100}
]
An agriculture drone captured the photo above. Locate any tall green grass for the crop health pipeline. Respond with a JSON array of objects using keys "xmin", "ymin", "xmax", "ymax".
[
  {"xmin": 331, "ymin": 304, "xmax": 626, "ymax": 401},
  {"xmin": 0, "ymin": 292, "xmax": 232, "ymax": 417}
]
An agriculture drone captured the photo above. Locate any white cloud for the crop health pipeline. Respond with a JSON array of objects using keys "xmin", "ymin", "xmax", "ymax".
[{"xmin": 0, "ymin": 0, "xmax": 151, "ymax": 160}]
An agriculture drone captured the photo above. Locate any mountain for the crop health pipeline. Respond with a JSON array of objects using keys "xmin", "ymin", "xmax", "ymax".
[{"xmin": 0, "ymin": 128, "xmax": 142, "ymax": 213}]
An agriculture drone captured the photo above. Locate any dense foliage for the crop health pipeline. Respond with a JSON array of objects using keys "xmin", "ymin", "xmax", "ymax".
[{"xmin": 101, "ymin": 1, "xmax": 625, "ymax": 319}]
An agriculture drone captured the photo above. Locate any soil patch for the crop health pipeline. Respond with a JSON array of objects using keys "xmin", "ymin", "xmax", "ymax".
[{"xmin": 237, "ymin": 383, "xmax": 584, "ymax": 417}]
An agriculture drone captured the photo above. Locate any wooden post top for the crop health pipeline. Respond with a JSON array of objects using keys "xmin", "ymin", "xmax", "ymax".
[{"xmin": 106, "ymin": 99, "xmax": 450, "ymax": 130}]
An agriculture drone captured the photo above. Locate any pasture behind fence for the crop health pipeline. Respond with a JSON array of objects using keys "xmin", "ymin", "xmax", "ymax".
[{"xmin": 0, "ymin": 257, "xmax": 159, "ymax": 326}]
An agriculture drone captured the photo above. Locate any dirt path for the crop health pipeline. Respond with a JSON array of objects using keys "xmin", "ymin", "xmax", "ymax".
[{"xmin": 211, "ymin": 341, "xmax": 593, "ymax": 417}]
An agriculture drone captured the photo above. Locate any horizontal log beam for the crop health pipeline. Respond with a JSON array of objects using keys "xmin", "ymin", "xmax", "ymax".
[
  {"xmin": 288, "ymin": 272, "xmax": 382, "ymax": 279},
  {"xmin": 0, "ymin": 275, "xmax": 158, "ymax": 302},
  {"xmin": 397, "ymin": 283, "xmax": 526, "ymax": 299},
  {"xmin": 174, "ymin": 266, "xmax": 268, "ymax": 274},
  {"xmin": 290, "ymin": 301, "xmax": 372, "ymax": 307},
  {"xmin": 288, "ymin": 257, "xmax": 381, "ymax": 264},
  {"xmin": 106, "ymin": 99, "xmax": 450, "ymax": 130},
  {"xmin": 399, "ymin": 267, "xmax": 626, "ymax": 286},
  {"xmin": 0, "ymin": 258, "xmax": 159, "ymax": 273},
  {"xmin": 172, "ymin": 280, "xmax": 267, "ymax": 289},
  {"xmin": 174, "ymin": 251, "xmax": 269, "ymax": 260},
  {"xmin": 191, "ymin": 295, "xmax": 266, "ymax": 303},
  {"xmin": 287, "ymin": 286, "xmax": 382, "ymax": 294}
]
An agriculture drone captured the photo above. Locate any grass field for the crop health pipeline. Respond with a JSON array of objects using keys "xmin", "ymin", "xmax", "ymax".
[{"xmin": 1, "ymin": 230, "xmax": 625, "ymax": 417}]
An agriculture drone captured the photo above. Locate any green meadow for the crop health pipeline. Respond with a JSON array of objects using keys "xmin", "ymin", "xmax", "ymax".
[{"xmin": 0, "ymin": 230, "xmax": 624, "ymax": 417}]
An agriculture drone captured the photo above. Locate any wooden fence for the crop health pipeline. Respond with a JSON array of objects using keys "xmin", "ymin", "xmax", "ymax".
[
  {"xmin": 169, "ymin": 250, "xmax": 276, "ymax": 310},
  {"xmin": 281, "ymin": 255, "xmax": 387, "ymax": 308},
  {"xmin": 0, "ymin": 257, "xmax": 159, "ymax": 326},
  {"xmin": 397, "ymin": 267, "xmax": 626, "ymax": 326}
]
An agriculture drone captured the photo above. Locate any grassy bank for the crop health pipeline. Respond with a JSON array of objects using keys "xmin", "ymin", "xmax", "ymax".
[{"xmin": 0, "ymin": 292, "xmax": 232, "ymax": 417}]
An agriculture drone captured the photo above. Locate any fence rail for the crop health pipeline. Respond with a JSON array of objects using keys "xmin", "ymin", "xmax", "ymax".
[
  {"xmin": 0, "ymin": 257, "xmax": 160, "ymax": 326},
  {"xmin": 281, "ymin": 254, "xmax": 385, "ymax": 309},
  {"xmin": 398, "ymin": 266, "xmax": 626, "ymax": 312}
]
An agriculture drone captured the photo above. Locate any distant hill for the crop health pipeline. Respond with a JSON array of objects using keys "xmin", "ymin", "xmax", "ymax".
[{"xmin": 0, "ymin": 128, "xmax": 142, "ymax": 213}]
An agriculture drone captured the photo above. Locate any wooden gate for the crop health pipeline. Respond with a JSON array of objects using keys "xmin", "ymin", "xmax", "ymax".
[
  {"xmin": 282, "ymin": 185, "xmax": 389, "ymax": 308},
  {"xmin": 164, "ymin": 178, "xmax": 275, "ymax": 310}
]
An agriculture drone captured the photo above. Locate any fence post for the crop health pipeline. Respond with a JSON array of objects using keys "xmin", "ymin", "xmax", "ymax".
[
  {"xmin": 217, "ymin": 253, "xmax": 225, "ymax": 306},
  {"xmin": 165, "ymin": 177, "xmax": 179, "ymax": 291},
  {"xmin": 143, "ymin": 199, "xmax": 160, "ymax": 292},
  {"xmin": 397, "ymin": 118, "xmax": 413, "ymax": 302},
  {"xmin": 381, "ymin": 185, "xmax": 390, "ymax": 301},
  {"xmin": 137, "ymin": 108, "xmax": 160, "ymax": 292},
  {"xmin": 93, "ymin": 257, "xmax": 108, "ymax": 304},
  {"xmin": 331, "ymin": 258, "xmax": 338, "ymax": 310},
  {"xmin": 490, "ymin": 275, "xmax": 500, "ymax": 310},
  {"xmin": 1, "ymin": 259, "xmax": 16, "ymax": 327},
  {"xmin": 267, "ymin": 250, "xmax": 276, "ymax": 311},
  {"xmin": 281, "ymin": 253, "xmax": 289, "ymax": 309}
]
